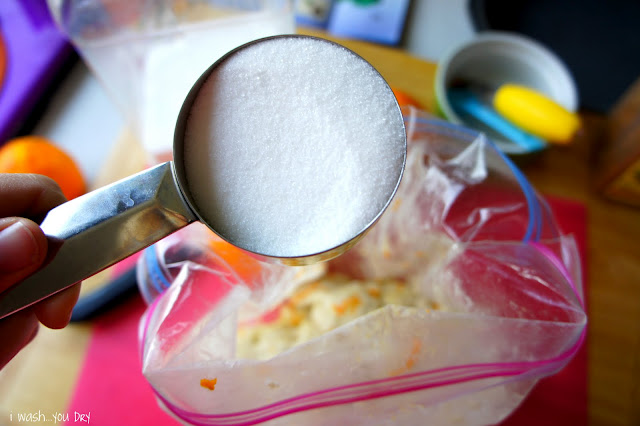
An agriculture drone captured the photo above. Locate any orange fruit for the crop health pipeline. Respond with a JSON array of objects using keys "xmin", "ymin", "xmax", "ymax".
[
  {"xmin": 391, "ymin": 87, "xmax": 420, "ymax": 108},
  {"xmin": 0, "ymin": 136, "xmax": 86, "ymax": 200},
  {"xmin": 208, "ymin": 237, "xmax": 262, "ymax": 283}
]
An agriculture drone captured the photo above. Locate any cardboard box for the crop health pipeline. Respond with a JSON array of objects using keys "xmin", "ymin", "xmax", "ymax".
[{"xmin": 597, "ymin": 77, "xmax": 640, "ymax": 207}]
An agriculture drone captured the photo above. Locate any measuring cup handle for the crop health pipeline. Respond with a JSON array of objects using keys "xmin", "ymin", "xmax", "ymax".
[{"xmin": 0, "ymin": 161, "xmax": 197, "ymax": 320}]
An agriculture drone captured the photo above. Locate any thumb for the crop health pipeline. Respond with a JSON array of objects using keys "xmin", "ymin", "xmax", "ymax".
[{"xmin": 0, "ymin": 218, "xmax": 48, "ymax": 292}]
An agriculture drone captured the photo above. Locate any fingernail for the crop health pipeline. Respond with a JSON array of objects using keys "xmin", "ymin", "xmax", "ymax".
[{"xmin": 0, "ymin": 221, "xmax": 40, "ymax": 271}]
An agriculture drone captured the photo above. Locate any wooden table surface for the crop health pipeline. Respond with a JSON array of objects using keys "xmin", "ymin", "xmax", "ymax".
[{"xmin": 1, "ymin": 28, "xmax": 638, "ymax": 426}]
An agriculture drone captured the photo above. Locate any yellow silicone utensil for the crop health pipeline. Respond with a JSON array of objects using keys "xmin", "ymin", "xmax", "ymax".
[{"xmin": 493, "ymin": 84, "xmax": 581, "ymax": 144}]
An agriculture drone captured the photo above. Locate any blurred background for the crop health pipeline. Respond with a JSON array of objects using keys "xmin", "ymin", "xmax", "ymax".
[
  {"xmin": 0, "ymin": 1, "xmax": 638, "ymax": 425},
  {"xmin": 2, "ymin": 0, "xmax": 639, "ymax": 182}
]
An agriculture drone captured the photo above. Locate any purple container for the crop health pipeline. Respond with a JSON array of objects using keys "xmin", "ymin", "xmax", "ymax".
[{"xmin": 0, "ymin": 0, "xmax": 74, "ymax": 143}]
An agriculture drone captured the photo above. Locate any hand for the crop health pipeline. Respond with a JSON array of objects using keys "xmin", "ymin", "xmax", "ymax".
[{"xmin": 0, "ymin": 174, "xmax": 81, "ymax": 370}]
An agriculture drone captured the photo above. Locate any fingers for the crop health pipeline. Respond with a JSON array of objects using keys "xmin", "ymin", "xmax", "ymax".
[
  {"xmin": 33, "ymin": 283, "xmax": 81, "ymax": 329},
  {"xmin": 0, "ymin": 216, "xmax": 81, "ymax": 330},
  {"xmin": 0, "ymin": 308, "xmax": 38, "ymax": 370},
  {"xmin": 0, "ymin": 174, "xmax": 66, "ymax": 222},
  {"xmin": 0, "ymin": 175, "xmax": 79, "ymax": 330},
  {"xmin": 0, "ymin": 174, "xmax": 79, "ymax": 370},
  {"xmin": 0, "ymin": 217, "xmax": 48, "ymax": 293}
]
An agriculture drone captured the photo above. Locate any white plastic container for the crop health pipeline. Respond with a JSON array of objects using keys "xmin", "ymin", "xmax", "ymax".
[{"xmin": 47, "ymin": 0, "xmax": 295, "ymax": 163}]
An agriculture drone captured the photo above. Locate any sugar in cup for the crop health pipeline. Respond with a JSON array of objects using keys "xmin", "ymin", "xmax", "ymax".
[{"xmin": 0, "ymin": 35, "xmax": 406, "ymax": 320}]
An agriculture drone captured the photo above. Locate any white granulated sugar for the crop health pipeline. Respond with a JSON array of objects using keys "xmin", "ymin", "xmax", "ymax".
[{"xmin": 183, "ymin": 37, "xmax": 405, "ymax": 257}]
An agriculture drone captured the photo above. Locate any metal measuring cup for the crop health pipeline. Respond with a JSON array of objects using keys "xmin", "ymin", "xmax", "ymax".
[{"xmin": 0, "ymin": 35, "xmax": 406, "ymax": 320}]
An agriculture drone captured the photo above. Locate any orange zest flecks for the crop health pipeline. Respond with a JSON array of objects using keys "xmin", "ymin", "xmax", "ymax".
[
  {"xmin": 366, "ymin": 287, "xmax": 381, "ymax": 298},
  {"xmin": 405, "ymin": 338, "xmax": 422, "ymax": 370},
  {"xmin": 333, "ymin": 295, "xmax": 361, "ymax": 315},
  {"xmin": 282, "ymin": 303, "xmax": 304, "ymax": 327},
  {"xmin": 200, "ymin": 378, "xmax": 217, "ymax": 391},
  {"xmin": 390, "ymin": 198, "xmax": 402, "ymax": 212},
  {"xmin": 390, "ymin": 338, "xmax": 422, "ymax": 376},
  {"xmin": 381, "ymin": 240, "xmax": 393, "ymax": 259},
  {"xmin": 290, "ymin": 281, "xmax": 322, "ymax": 304}
]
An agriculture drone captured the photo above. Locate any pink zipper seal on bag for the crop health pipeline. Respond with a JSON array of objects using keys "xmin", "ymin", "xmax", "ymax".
[{"xmin": 141, "ymin": 239, "xmax": 586, "ymax": 426}]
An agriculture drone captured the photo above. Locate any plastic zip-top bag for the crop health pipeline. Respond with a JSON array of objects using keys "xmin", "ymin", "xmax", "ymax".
[
  {"xmin": 137, "ymin": 108, "xmax": 586, "ymax": 425},
  {"xmin": 47, "ymin": 0, "xmax": 295, "ymax": 162}
]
